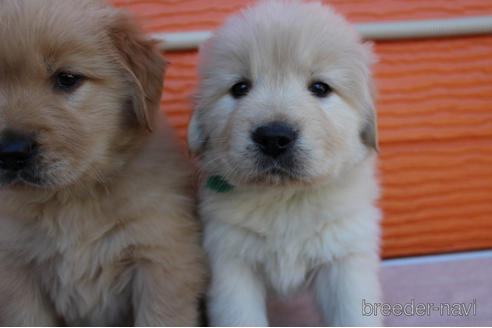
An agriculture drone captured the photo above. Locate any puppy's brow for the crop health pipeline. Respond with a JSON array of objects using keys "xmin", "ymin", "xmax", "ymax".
[
  {"xmin": 45, "ymin": 56, "xmax": 60, "ymax": 75},
  {"xmin": 45, "ymin": 62, "xmax": 54, "ymax": 75}
]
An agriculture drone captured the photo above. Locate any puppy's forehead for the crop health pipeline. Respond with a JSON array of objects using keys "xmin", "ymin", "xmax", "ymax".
[
  {"xmin": 203, "ymin": 1, "xmax": 363, "ymax": 79},
  {"xmin": 0, "ymin": 0, "xmax": 113, "ymax": 76}
]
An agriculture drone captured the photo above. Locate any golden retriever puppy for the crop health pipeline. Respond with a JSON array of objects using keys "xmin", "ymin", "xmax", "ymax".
[
  {"xmin": 188, "ymin": 0, "xmax": 382, "ymax": 326},
  {"xmin": 0, "ymin": 0, "xmax": 204, "ymax": 325}
]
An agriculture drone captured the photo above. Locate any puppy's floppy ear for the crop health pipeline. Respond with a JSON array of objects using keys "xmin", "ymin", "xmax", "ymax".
[
  {"xmin": 361, "ymin": 106, "xmax": 379, "ymax": 153},
  {"xmin": 187, "ymin": 109, "xmax": 207, "ymax": 155},
  {"xmin": 187, "ymin": 39, "xmax": 215, "ymax": 155},
  {"xmin": 359, "ymin": 42, "xmax": 379, "ymax": 153},
  {"xmin": 108, "ymin": 11, "xmax": 167, "ymax": 132}
]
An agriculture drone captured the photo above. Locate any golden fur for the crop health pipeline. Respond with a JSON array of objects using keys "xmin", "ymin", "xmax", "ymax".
[
  {"xmin": 0, "ymin": 0, "xmax": 204, "ymax": 325},
  {"xmin": 188, "ymin": 1, "xmax": 382, "ymax": 326}
]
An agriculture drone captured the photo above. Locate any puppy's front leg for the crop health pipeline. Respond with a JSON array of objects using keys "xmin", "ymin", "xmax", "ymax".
[
  {"xmin": 208, "ymin": 258, "xmax": 268, "ymax": 326},
  {"xmin": 0, "ymin": 258, "xmax": 58, "ymax": 326},
  {"xmin": 132, "ymin": 259, "xmax": 203, "ymax": 326},
  {"xmin": 313, "ymin": 255, "xmax": 382, "ymax": 326}
]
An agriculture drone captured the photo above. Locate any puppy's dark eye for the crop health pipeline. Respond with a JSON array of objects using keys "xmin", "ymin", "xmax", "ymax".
[
  {"xmin": 230, "ymin": 80, "xmax": 251, "ymax": 99},
  {"xmin": 54, "ymin": 72, "xmax": 83, "ymax": 91},
  {"xmin": 308, "ymin": 81, "xmax": 332, "ymax": 98}
]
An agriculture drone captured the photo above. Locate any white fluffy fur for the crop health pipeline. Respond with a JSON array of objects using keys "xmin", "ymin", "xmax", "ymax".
[{"xmin": 189, "ymin": 0, "xmax": 382, "ymax": 326}]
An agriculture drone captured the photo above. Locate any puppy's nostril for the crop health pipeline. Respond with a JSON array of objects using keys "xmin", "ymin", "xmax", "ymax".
[
  {"xmin": 252, "ymin": 122, "xmax": 297, "ymax": 158},
  {"xmin": 277, "ymin": 136, "xmax": 291, "ymax": 148},
  {"xmin": 0, "ymin": 133, "xmax": 38, "ymax": 172}
]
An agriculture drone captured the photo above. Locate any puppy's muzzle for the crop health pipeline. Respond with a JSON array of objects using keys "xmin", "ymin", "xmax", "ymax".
[
  {"xmin": 0, "ymin": 130, "xmax": 38, "ymax": 172},
  {"xmin": 252, "ymin": 121, "xmax": 297, "ymax": 158}
]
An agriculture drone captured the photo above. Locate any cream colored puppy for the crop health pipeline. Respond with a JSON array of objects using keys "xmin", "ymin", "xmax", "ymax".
[
  {"xmin": 0, "ymin": 0, "xmax": 204, "ymax": 325},
  {"xmin": 188, "ymin": 0, "xmax": 382, "ymax": 326}
]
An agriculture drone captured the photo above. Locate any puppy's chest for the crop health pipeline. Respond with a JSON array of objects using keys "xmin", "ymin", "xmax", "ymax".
[
  {"xmin": 255, "ymin": 234, "xmax": 325, "ymax": 296},
  {"xmin": 207, "ymin": 192, "xmax": 369, "ymax": 296},
  {"xmin": 23, "ymin": 213, "xmax": 134, "ymax": 324},
  {"xmin": 38, "ymin": 240, "xmax": 134, "ymax": 325},
  {"xmin": 217, "ymin": 215, "xmax": 334, "ymax": 295}
]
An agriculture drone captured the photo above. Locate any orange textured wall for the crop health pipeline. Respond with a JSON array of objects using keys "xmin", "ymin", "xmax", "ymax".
[{"xmin": 109, "ymin": 0, "xmax": 492, "ymax": 258}]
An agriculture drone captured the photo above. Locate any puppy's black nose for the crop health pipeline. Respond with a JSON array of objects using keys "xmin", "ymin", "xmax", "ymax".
[
  {"xmin": 0, "ymin": 132, "xmax": 37, "ymax": 172},
  {"xmin": 252, "ymin": 122, "xmax": 297, "ymax": 158}
]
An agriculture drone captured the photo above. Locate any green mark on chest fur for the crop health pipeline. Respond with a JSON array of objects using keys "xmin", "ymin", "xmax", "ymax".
[{"xmin": 206, "ymin": 175, "xmax": 234, "ymax": 193}]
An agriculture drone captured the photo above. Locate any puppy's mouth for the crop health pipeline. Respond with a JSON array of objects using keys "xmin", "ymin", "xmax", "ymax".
[
  {"xmin": 0, "ymin": 155, "xmax": 46, "ymax": 187},
  {"xmin": 0, "ymin": 167, "xmax": 45, "ymax": 187},
  {"xmin": 252, "ymin": 153, "xmax": 305, "ymax": 184}
]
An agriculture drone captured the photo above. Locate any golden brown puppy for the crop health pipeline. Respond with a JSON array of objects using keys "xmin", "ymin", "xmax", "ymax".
[{"xmin": 0, "ymin": 0, "xmax": 204, "ymax": 325}]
